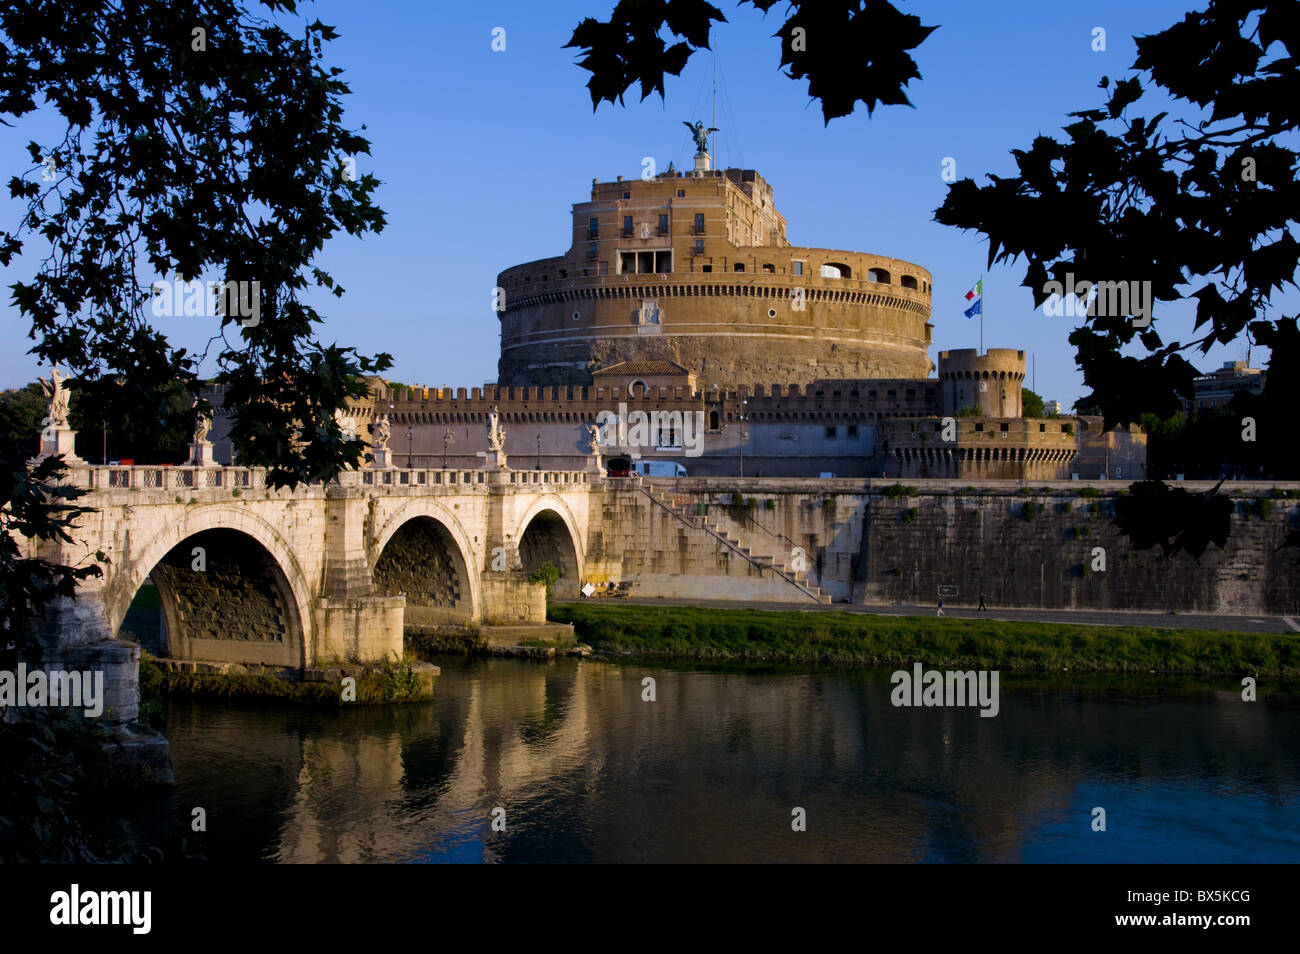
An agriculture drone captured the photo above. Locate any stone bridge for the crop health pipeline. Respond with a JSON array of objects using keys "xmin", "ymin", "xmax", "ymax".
[{"xmin": 27, "ymin": 463, "xmax": 609, "ymax": 670}]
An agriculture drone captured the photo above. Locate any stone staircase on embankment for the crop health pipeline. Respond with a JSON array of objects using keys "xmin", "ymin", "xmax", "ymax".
[{"xmin": 638, "ymin": 485, "xmax": 832, "ymax": 604}]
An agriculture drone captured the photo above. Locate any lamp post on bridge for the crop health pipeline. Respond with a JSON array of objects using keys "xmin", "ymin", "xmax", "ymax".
[
  {"xmin": 443, "ymin": 428, "xmax": 454, "ymax": 469},
  {"xmin": 536, "ymin": 433, "xmax": 541, "ymax": 470},
  {"xmin": 738, "ymin": 397, "xmax": 748, "ymax": 478},
  {"xmin": 407, "ymin": 424, "xmax": 414, "ymax": 469}
]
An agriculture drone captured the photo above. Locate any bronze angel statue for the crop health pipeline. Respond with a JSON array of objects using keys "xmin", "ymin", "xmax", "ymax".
[{"xmin": 683, "ymin": 120, "xmax": 718, "ymax": 155}]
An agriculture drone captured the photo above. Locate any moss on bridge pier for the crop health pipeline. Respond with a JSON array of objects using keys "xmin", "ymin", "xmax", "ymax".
[{"xmin": 139, "ymin": 654, "xmax": 437, "ymax": 705}]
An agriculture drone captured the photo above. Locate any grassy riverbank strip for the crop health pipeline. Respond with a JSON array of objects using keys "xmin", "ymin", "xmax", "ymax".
[{"xmin": 547, "ymin": 604, "xmax": 1299, "ymax": 676}]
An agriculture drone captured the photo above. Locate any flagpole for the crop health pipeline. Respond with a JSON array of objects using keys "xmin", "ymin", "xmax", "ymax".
[{"xmin": 980, "ymin": 275, "xmax": 984, "ymax": 355}]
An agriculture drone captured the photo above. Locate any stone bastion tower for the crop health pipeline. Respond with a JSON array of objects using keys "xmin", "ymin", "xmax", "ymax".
[
  {"xmin": 496, "ymin": 157, "xmax": 934, "ymax": 389},
  {"xmin": 938, "ymin": 348, "xmax": 1025, "ymax": 417}
]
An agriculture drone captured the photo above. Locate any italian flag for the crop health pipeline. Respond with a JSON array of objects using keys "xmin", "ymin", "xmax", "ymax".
[{"xmin": 963, "ymin": 279, "xmax": 982, "ymax": 318}]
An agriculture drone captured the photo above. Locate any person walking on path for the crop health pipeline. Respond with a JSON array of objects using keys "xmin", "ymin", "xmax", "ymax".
[
  {"xmin": 978, "ymin": 593, "xmax": 987, "ymax": 611},
  {"xmin": 937, "ymin": 599, "xmax": 945, "ymax": 617}
]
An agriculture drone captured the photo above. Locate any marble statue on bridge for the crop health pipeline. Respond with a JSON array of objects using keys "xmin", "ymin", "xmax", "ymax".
[
  {"xmin": 487, "ymin": 406, "xmax": 506, "ymax": 452},
  {"xmin": 191, "ymin": 400, "xmax": 212, "ymax": 445},
  {"xmin": 40, "ymin": 366, "xmax": 71, "ymax": 428}
]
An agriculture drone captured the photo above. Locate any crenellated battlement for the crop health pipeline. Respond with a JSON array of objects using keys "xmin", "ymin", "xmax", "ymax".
[{"xmin": 368, "ymin": 377, "xmax": 943, "ymax": 424}]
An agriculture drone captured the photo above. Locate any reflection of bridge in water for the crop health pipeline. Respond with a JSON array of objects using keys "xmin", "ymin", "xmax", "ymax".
[
  {"xmin": 276, "ymin": 661, "xmax": 603, "ymax": 863},
  {"xmin": 164, "ymin": 661, "xmax": 1299, "ymax": 864}
]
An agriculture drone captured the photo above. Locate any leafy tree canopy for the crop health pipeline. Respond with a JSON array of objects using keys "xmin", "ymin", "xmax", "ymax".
[
  {"xmin": 1, "ymin": 0, "xmax": 391, "ymax": 490},
  {"xmin": 935, "ymin": 1, "xmax": 1299, "ymax": 443},
  {"xmin": 1114, "ymin": 479, "xmax": 1233, "ymax": 558},
  {"xmin": 566, "ymin": 0, "xmax": 938, "ymax": 124},
  {"xmin": 1, "ymin": 0, "xmax": 389, "ymax": 862}
]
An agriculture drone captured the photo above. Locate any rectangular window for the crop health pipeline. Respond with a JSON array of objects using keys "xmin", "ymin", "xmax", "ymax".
[
  {"xmin": 623, "ymin": 215, "xmax": 633, "ymax": 235},
  {"xmin": 694, "ymin": 213, "xmax": 705, "ymax": 233},
  {"xmin": 1039, "ymin": 423, "xmax": 1046, "ymax": 432},
  {"xmin": 825, "ymin": 426, "xmax": 837, "ymax": 438},
  {"xmin": 974, "ymin": 423, "xmax": 984, "ymax": 432},
  {"xmin": 588, "ymin": 217, "xmax": 599, "ymax": 237},
  {"xmin": 694, "ymin": 239, "xmax": 704, "ymax": 254},
  {"xmin": 702, "ymin": 264, "xmax": 712, "ymax": 273},
  {"xmin": 677, "ymin": 189, "xmax": 685, "ymax": 198},
  {"xmin": 1000, "ymin": 422, "xmax": 1009, "ymax": 432},
  {"xmin": 847, "ymin": 425, "xmax": 858, "ymax": 438},
  {"xmin": 794, "ymin": 261, "xmax": 804, "ymax": 275},
  {"xmin": 658, "ymin": 213, "xmax": 669, "ymax": 234}
]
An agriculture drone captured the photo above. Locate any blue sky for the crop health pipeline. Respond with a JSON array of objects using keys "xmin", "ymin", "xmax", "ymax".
[{"xmin": 0, "ymin": 0, "xmax": 1281, "ymax": 406}]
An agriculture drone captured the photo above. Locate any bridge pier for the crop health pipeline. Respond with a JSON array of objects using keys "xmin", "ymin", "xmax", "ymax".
[
  {"xmin": 313, "ymin": 595, "xmax": 406, "ymax": 664},
  {"xmin": 23, "ymin": 589, "xmax": 173, "ymax": 784},
  {"xmin": 26, "ymin": 591, "xmax": 141, "ymax": 723},
  {"xmin": 479, "ymin": 571, "xmax": 547, "ymax": 625},
  {"xmin": 318, "ymin": 481, "xmax": 406, "ymax": 663}
]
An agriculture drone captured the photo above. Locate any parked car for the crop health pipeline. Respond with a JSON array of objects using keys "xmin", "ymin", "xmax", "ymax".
[{"xmin": 606, "ymin": 455, "xmax": 633, "ymax": 477}]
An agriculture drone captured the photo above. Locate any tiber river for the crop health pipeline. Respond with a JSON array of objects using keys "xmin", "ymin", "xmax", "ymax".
[{"xmin": 122, "ymin": 657, "xmax": 1300, "ymax": 863}]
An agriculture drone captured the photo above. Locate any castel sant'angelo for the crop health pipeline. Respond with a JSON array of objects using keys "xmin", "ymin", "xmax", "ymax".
[{"xmin": 215, "ymin": 138, "xmax": 1146, "ymax": 479}]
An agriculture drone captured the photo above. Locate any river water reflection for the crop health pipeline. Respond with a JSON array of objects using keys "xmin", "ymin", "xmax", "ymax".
[{"xmin": 135, "ymin": 658, "xmax": 1300, "ymax": 863}]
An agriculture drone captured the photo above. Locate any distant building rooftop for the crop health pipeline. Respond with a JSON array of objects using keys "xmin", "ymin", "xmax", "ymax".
[
  {"xmin": 1192, "ymin": 361, "xmax": 1265, "ymax": 409},
  {"xmin": 592, "ymin": 360, "xmax": 690, "ymax": 377}
]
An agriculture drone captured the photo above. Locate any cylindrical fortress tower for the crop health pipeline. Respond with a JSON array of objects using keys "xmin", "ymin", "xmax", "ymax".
[
  {"xmin": 496, "ymin": 166, "xmax": 933, "ymax": 389},
  {"xmin": 938, "ymin": 348, "xmax": 1026, "ymax": 417}
]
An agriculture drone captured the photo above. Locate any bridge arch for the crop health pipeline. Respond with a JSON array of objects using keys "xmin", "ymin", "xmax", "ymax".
[
  {"xmin": 371, "ymin": 500, "xmax": 480, "ymax": 624},
  {"xmin": 108, "ymin": 507, "xmax": 312, "ymax": 667},
  {"xmin": 514, "ymin": 495, "xmax": 585, "ymax": 599}
]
